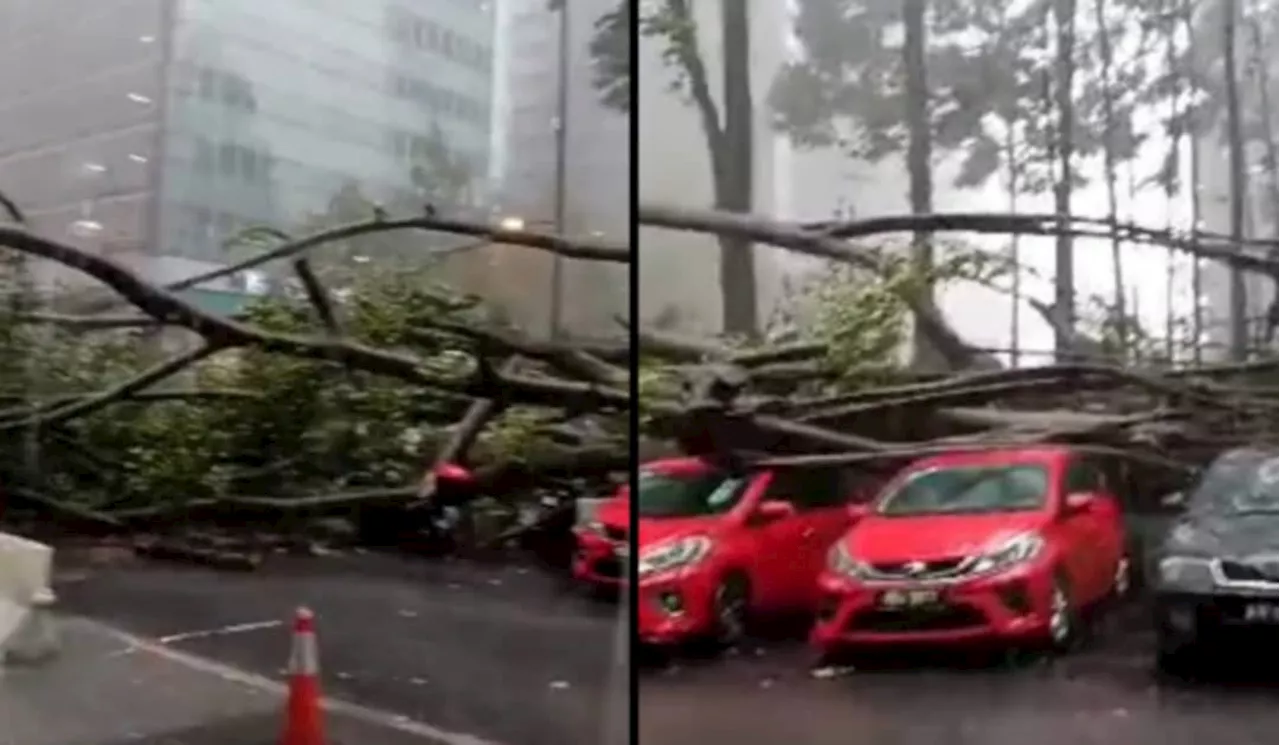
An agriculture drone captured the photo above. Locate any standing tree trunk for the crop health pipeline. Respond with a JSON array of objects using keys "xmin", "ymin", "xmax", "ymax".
[
  {"xmin": 1092, "ymin": 0, "xmax": 1126, "ymax": 358},
  {"xmin": 1245, "ymin": 5, "xmax": 1279, "ymax": 236},
  {"xmin": 716, "ymin": 0, "xmax": 759, "ymax": 338},
  {"xmin": 1179, "ymin": 0, "xmax": 1205, "ymax": 362},
  {"xmin": 1051, "ymin": 0, "xmax": 1079, "ymax": 360},
  {"xmin": 902, "ymin": 0, "xmax": 938, "ymax": 369},
  {"xmin": 1003, "ymin": 127, "xmax": 1022, "ymax": 368},
  {"xmin": 1161, "ymin": 2, "xmax": 1181, "ymax": 361},
  {"xmin": 1222, "ymin": 0, "xmax": 1249, "ymax": 359},
  {"xmin": 662, "ymin": 0, "xmax": 759, "ymax": 338}
]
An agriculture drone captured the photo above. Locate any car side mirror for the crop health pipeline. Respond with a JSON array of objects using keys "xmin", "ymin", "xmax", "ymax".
[
  {"xmin": 847, "ymin": 503, "xmax": 870, "ymax": 521},
  {"xmin": 1064, "ymin": 491, "xmax": 1097, "ymax": 514},
  {"xmin": 751, "ymin": 499, "xmax": 795, "ymax": 525}
]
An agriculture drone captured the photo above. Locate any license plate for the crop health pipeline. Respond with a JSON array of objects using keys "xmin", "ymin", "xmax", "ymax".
[
  {"xmin": 879, "ymin": 589, "xmax": 940, "ymax": 608},
  {"xmin": 1243, "ymin": 602, "xmax": 1278, "ymax": 623}
]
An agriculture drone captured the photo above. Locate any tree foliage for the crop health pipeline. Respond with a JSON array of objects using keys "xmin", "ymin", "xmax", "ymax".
[
  {"xmin": 767, "ymin": 238, "xmax": 1013, "ymax": 386},
  {"xmin": 551, "ymin": 0, "xmax": 632, "ymax": 113},
  {"xmin": 0, "ymin": 268, "xmax": 545, "ymax": 516},
  {"xmin": 0, "ymin": 167, "xmax": 632, "ymax": 543}
]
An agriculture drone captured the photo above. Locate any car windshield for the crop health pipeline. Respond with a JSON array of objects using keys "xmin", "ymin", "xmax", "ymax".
[
  {"xmin": 635, "ymin": 470, "xmax": 747, "ymax": 518},
  {"xmin": 877, "ymin": 464, "xmax": 1050, "ymax": 517},
  {"xmin": 1189, "ymin": 450, "xmax": 1279, "ymax": 515}
]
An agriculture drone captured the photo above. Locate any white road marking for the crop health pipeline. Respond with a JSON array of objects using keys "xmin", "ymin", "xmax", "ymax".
[
  {"xmin": 157, "ymin": 619, "xmax": 283, "ymax": 645},
  {"xmin": 78, "ymin": 617, "xmax": 505, "ymax": 745}
]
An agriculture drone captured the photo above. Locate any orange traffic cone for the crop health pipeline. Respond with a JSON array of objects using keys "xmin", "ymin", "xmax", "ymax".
[{"xmin": 281, "ymin": 607, "xmax": 326, "ymax": 745}]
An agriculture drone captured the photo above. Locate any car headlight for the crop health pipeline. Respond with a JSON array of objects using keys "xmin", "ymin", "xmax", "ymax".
[
  {"xmin": 827, "ymin": 541, "xmax": 870, "ymax": 579},
  {"xmin": 638, "ymin": 536, "xmax": 712, "ymax": 578},
  {"xmin": 1157, "ymin": 556, "xmax": 1216, "ymax": 592},
  {"xmin": 969, "ymin": 533, "xmax": 1044, "ymax": 575}
]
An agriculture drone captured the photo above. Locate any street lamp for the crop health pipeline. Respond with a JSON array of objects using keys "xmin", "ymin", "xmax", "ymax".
[
  {"xmin": 493, "ymin": 214, "xmax": 563, "ymax": 338},
  {"xmin": 550, "ymin": 2, "xmax": 570, "ymax": 341}
]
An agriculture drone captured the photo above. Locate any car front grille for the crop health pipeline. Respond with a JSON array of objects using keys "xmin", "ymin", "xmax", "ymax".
[
  {"xmin": 865, "ymin": 557, "xmax": 969, "ymax": 581},
  {"xmin": 1219, "ymin": 558, "xmax": 1280, "ymax": 584}
]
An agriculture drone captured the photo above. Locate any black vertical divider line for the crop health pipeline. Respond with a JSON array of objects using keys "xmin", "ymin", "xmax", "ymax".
[{"xmin": 625, "ymin": 0, "xmax": 641, "ymax": 740}]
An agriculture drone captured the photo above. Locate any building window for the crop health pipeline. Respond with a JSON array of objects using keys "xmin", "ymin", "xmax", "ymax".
[
  {"xmin": 385, "ymin": 7, "xmax": 492, "ymax": 73},
  {"xmin": 193, "ymin": 137, "xmax": 214, "ymax": 173},
  {"xmin": 191, "ymin": 65, "xmax": 257, "ymax": 113},
  {"xmin": 198, "ymin": 68, "xmax": 216, "ymax": 99},
  {"xmin": 388, "ymin": 72, "xmax": 487, "ymax": 126},
  {"xmin": 218, "ymin": 142, "xmax": 238, "ymax": 176}
]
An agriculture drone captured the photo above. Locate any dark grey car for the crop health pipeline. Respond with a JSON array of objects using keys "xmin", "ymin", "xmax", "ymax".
[{"xmin": 1150, "ymin": 448, "xmax": 1279, "ymax": 675}]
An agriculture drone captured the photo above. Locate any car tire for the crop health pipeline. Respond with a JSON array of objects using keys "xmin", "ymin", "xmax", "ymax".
[
  {"xmin": 710, "ymin": 572, "xmax": 752, "ymax": 648},
  {"xmin": 1046, "ymin": 572, "xmax": 1079, "ymax": 653},
  {"xmin": 1155, "ymin": 630, "xmax": 1198, "ymax": 680},
  {"xmin": 1156, "ymin": 645, "xmax": 1198, "ymax": 680}
]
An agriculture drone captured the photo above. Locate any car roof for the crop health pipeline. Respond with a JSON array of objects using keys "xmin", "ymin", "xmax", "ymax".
[{"xmin": 907, "ymin": 445, "xmax": 1072, "ymax": 472}]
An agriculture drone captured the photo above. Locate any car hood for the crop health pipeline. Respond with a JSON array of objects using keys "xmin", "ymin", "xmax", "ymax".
[
  {"xmin": 845, "ymin": 511, "xmax": 1048, "ymax": 562},
  {"xmin": 636, "ymin": 516, "xmax": 720, "ymax": 549},
  {"xmin": 596, "ymin": 498, "xmax": 629, "ymax": 531},
  {"xmin": 1162, "ymin": 512, "xmax": 1279, "ymax": 559},
  {"xmin": 595, "ymin": 501, "xmax": 720, "ymax": 549}
]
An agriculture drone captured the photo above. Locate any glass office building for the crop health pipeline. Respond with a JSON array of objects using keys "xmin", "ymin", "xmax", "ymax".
[{"xmin": 0, "ymin": 0, "xmax": 496, "ymax": 300}]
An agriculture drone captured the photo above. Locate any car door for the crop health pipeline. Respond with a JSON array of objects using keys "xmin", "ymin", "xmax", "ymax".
[
  {"xmin": 798, "ymin": 467, "xmax": 862, "ymax": 605},
  {"xmin": 772, "ymin": 467, "xmax": 853, "ymax": 610},
  {"xmin": 742, "ymin": 470, "xmax": 813, "ymax": 611},
  {"xmin": 1091, "ymin": 458, "xmax": 1127, "ymax": 591},
  {"xmin": 1059, "ymin": 457, "xmax": 1111, "ymax": 602}
]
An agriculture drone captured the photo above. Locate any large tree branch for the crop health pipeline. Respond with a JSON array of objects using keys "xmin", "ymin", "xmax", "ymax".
[
  {"xmin": 417, "ymin": 322, "xmax": 628, "ymax": 387},
  {"xmin": 803, "ymin": 211, "xmax": 1278, "ymax": 277},
  {"xmin": 0, "ymin": 225, "xmax": 631, "ymax": 412},
  {"xmin": 0, "ymin": 344, "xmax": 223, "ymax": 431},
  {"xmin": 169, "ymin": 214, "xmax": 628, "ymax": 295},
  {"xmin": 638, "ymin": 205, "xmax": 990, "ymax": 370},
  {"xmin": 291, "ymin": 258, "xmax": 342, "ymax": 334}
]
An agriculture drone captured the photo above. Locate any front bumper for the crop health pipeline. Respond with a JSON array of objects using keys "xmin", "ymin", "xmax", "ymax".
[
  {"xmin": 810, "ymin": 562, "xmax": 1057, "ymax": 650},
  {"xmin": 1153, "ymin": 588, "xmax": 1279, "ymax": 650},
  {"xmin": 571, "ymin": 533, "xmax": 627, "ymax": 588},
  {"xmin": 636, "ymin": 568, "xmax": 720, "ymax": 645}
]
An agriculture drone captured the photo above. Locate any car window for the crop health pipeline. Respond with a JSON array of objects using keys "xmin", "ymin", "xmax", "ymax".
[
  {"xmin": 635, "ymin": 469, "xmax": 747, "ymax": 518},
  {"xmin": 763, "ymin": 467, "xmax": 851, "ymax": 510},
  {"xmin": 1188, "ymin": 449, "xmax": 1280, "ymax": 515},
  {"xmin": 878, "ymin": 464, "xmax": 1050, "ymax": 517},
  {"xmin": 1064, "ymin": 458, "xmax": 1105, "ymax": 494}
]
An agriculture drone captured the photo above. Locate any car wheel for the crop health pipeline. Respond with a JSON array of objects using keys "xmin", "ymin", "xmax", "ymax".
[
  {"xmin": 711, "ymin": 573, "xmax": 752, "ymax": 647},
  {"xmin": 1046, "ymin": 573, "xmax": 1079, "ymax": 653},
  {"xmin": 1155, "ymin": 628, "xmax": 1199, "ymax": 680}
]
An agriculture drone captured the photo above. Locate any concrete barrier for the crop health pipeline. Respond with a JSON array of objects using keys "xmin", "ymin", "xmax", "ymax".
[{"xmin": 0, "ymin": 532, "xmax": 59, "ymax": 665}]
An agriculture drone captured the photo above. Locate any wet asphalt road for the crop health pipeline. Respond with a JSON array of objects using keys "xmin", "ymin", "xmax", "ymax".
[
  {"xmin": 54, "ymin": 552, "xmax": 628, "ymax": 745},
  {"xmin": 638, "ymin": 604, "xmax": 1278, "ymax": 745},
  {"xmin": 50, "ymin": 551, "xmax": 1277, "ymax": 745}
]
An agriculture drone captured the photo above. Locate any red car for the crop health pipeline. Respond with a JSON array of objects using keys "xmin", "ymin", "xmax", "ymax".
[
  {"xmin": 811, "ymin": 446, "xmax": 1132, "ymax": 660},
  {"xmin": 625, "ymin": 457, "xmax": 859, "ymax": 646},
  {"xmin": 572, "ymin": 485, "xmax": 631, "ymax": 591}
]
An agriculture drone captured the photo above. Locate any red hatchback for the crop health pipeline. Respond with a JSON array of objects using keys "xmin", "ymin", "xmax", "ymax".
[
  {"xmin": 629, "ymin": 457, "xmax": 858, "ymax": 646},
  {"xmin": 811, "ymin": 447, "xmax": 1131, "ymax": 659},
  {"xmin": 572, "ymin": 485, "xmax": 631, "ymax": 590}
]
